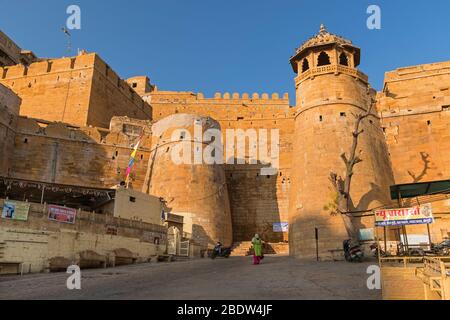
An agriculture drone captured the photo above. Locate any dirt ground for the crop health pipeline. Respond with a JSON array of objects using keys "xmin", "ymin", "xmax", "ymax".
[{"xmin": 0, "ymin": 255, "xmax": 381, "ymax": 300}]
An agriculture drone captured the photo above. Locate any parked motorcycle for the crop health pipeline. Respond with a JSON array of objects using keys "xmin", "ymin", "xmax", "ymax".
[
  {"xmin": 370, "ymin": 242, "xmax": 387, "ymax": 258},
  {"xmin": 429, "ymin": 239, "xmax": 450, "ymax": 256},
  {"xmin": 343, "ymin": 239, "xmax": 364, "ymax": 262},
  {"xmin": 210, "ymin": 246, "xmax": 231, "ymax": 259}
]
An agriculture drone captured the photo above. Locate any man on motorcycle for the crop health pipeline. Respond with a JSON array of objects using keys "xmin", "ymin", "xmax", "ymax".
[{"xmin": 214, "ymin": 241, "xmax": 223, "ymax": 255}]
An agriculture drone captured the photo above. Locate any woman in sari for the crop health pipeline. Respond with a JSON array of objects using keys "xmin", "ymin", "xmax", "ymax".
[{"xmin": 252, "ymin": 234, "xmax": 263, "ymax": 265}]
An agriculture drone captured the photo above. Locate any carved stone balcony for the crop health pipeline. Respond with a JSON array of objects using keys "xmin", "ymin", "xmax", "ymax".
[{"xmin": 295, "ymin": 64, "xmax": 369, "ymax": 86}]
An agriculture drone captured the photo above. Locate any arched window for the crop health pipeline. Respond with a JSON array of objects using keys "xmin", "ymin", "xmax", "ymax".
[
  {"xmin": 302, "ymin": 58, "xmax": 310, "ymax": 73},
  {"xmin": 317, "ymin": 51, "xmax": 331, "ymax": 66},
  {"xmin": 339, "ymin": 52, "xmax": 349, "ymax": 66}
]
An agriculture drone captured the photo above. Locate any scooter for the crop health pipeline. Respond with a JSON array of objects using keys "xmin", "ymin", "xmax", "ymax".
[
  {"xmin": 343, "ymin": 239, "xmax": 364, "ymax": 262},
  {"xmin": 210, "ymin": 247, "xmax": 231, "ymax": 259}
]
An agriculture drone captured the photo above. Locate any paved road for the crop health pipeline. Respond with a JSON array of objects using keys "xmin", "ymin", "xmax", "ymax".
[{"xmin": 0, "ymin": 255, "xmax": 381, "ymax": 300}]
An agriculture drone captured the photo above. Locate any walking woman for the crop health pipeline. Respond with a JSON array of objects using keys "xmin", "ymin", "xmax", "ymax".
[{"xmin": 252, "ymin": 234, "xmax": 263, "ymax": 265}]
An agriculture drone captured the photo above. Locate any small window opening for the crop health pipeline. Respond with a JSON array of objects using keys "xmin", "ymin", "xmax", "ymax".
[
  {"xmin": 427, "ymin": 120, "xmax": 431, "ymax": 126},
  {"xmin": 339, "ymin": 53, "xmax": 349, "ymax": 66},
  {"xmin": 132, "ymin": 82, "xmax": 137, "ymax": 88},
  {"xmin": 302, "ymin": 58, "xmax": 310, "ymax": 73},
  {"xmin": 129, "ymin": 197, "xmax": 136, "ymax": 203},
  {"xmin": 340, "ymin": 112, "xmax": 346, "ymax": 117},
  {"xmin": 24, "ymin": 138, "xmax": 28, "ymax": 143},
  {"xmin": 319, "ymin": 115, "xmax": 323, "ymax": 122},
  {"xmin": 317, "ymin": 52, "xmax": 331, "ymax": 66}
]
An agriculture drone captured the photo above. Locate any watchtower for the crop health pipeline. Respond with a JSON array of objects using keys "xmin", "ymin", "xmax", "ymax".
[{"xmin": 288, "ymin": 25, "xmax": 394, "ymax": 259}]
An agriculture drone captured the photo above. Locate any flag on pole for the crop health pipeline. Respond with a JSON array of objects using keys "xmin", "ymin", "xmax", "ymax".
[{"xmin": 125, "ymin": 134, "xmax": 144, "ymax": 187}]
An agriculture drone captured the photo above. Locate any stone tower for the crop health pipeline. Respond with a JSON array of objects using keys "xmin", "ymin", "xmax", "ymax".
[
  {"xmin": 143, "ymin": 114, "xmax": 233, "ymax": 249},
  {"xmin": 288, "ymin": 25, "xmax": 395, "ymax": 259}
]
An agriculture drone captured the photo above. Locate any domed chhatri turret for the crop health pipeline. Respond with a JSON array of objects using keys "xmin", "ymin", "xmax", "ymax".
[
  {"xmin": 290, "ymin": 24, "xmax": 361, "ymax": 74},
  {"xmin": 288, "ymin": 26, "xmax": 394, "ymax": 259}
]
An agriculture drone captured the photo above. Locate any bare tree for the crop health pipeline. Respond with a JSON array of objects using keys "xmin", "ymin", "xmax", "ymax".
[{"xmin": 329, "ymin": 97, "xmax": 375, "ymax": 240}]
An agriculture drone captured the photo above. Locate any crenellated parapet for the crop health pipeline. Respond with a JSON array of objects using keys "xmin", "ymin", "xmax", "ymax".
[
  {"xmin": 146, "ymin": 90, "xmax": 289, "ymax": 106},
  {"xmin": 0, "ymin": 52, "xmax": 152, "ymax": 129},
  {"xmin": 0, "ymin": 53, "xmax": 150, "ymax": 113}
]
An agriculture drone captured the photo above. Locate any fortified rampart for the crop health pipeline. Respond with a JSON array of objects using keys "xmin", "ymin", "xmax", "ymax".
[
  {"xmin": 9, "ymin": 116, "xmax": 152, "ymax": 189},
  {"xmin": 378, "ymin": 61, "xmax": 450, "ymax": 185},
  {"xmin": 288, "ymin": 26, "xmax": 395, "ymax": 259},
  {"xmin": 377, "ymin": 61, "xmax": 450, "ymax": 239},
  {"xmin": 0, "ymin": 83, "xmax": 20, "ymax": 176},
  {"xmin": 143, "ymin": 114, "xmax": 233, "ymax": 248},
  {"xmin": 0, "ymin": 53, "xmax": 152, "ymax": 128},
  {"xmin": 0, "ymin": 30, "xmax": 36, "ymax": 67},
  {"xmin": 141, "ymin": 90, "xmax": 294, "ymax": 243},
  {"xmin": 0, "ymin": 26, "xmax": 449, "ymax": 261}
]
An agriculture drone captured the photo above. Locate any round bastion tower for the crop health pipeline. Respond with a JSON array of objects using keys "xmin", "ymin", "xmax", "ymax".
[
  {"xmin": 288, "ymin": 25, "xmax": 395, "ymax": 259},
  {"xmin": 143, "ymin": 114, "xmax": 233, "ymax": 251}
]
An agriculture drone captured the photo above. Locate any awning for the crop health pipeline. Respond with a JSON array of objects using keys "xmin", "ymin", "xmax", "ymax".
[
  {"xmin": 0, "ymin": 176, "xmax": 115, "ymax": 211},
  {"xmin": 390, "ymin": 179, "xmax": 450, "ymax": 200}
]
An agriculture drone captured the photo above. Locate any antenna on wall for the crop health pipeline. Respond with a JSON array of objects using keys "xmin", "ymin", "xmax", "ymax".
[{"xmin": 61, "ymin": 27, "xmax": 72, "ymax": 55}]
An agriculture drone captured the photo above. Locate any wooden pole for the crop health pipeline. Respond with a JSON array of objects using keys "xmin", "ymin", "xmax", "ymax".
[
  {"xmin": 40, "ymin": 186, "xmax": 45, "ymax": 204},
  {"xmin": 315, "ymin": 228, "xmax": 319, "ymax": 262},
  {"xmin": 384, "ymin": 226, "xmax": 387, "ymax": 254},
  {"xmin": 402, "ymin": 225, "xmax": 409, "ymax": 254},
  {"xmin": 427, "ymin": 223, "xmax": 432, "ymax": 249}
]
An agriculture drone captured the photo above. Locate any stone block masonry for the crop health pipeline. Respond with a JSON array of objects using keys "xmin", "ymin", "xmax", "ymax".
[
  {"xmin": 0, "ymin": 52, "xmax": 152, "ymax": 129},
  {"xmin": 0, "ymin": 26, "xmax": 450, "ymax": 261},
  {"xmin": 0, "ymin": 199, "xmax": 166, "ymax": 274}
]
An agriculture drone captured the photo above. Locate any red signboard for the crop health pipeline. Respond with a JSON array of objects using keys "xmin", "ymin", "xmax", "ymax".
[{"xmin": 48, "ymin": 205, "xmax": 77, "ymax": 224}]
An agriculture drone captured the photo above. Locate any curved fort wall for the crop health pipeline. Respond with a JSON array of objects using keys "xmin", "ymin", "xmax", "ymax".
[
  {"xmin": 143, "ymin": 114, "xmax": 233, "ymax": 248},
  {"xmin": 143, "ymin": 91, "xmax": 295, "ymax": 243},
  {"xmin": 289, "ymin": 71, "xmax": 395, "ymax": 259}
]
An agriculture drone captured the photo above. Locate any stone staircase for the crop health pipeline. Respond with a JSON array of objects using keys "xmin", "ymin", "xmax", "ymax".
[
  {"xmin": 230, "ymin": 242, "xmax": 253, "ymax": 257},
  {"xmin": 0, "ymin": 242, "xmax": 5, "ymax": 260},
  {"xmin": 230, "ymin": 241, "xmax": 289, "ymax": 257}
]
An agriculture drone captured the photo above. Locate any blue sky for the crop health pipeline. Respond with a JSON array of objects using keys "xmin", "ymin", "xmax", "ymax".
[{"xmin": 1, "ymin": 0, "xmax": 450, "ymax": 104}]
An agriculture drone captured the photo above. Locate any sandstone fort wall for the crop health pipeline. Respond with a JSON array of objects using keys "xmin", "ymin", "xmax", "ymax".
[
  {"xmin": 0, "ymin": 84, "xmax": 20, "ymax": 176},
  {"xmin": 0, "ymin": 53, "xmax": 152, "ymax": 129},
  {"xmin": 0, "ymin": 199, "xmax": 166, "ymax": 273},
  {"xmin": 10, "ymin": 117, "xmax": 152, "ymax": 189},
  {"xmin": 290, "ymin": 71, "xmax": 395, "ymax": 259}
]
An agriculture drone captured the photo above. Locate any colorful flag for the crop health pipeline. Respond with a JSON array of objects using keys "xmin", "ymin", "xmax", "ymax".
[{"xmin": 124, "ymin": 134, "xmax": 144, "ymax": 186}]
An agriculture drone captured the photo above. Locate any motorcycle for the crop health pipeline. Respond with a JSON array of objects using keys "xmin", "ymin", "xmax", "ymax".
[
  {"xmin": 343, "ymin": 239, "xmax": 364, "ymax": 262},
  {"xmin": 428, "ymin": 239, "xmax": 450, "ymax": 256},
  {"xmin": 210, "ymin": 246, "xmax": 231, "ymax": 259},
  {"xmin": 370, "ymin": 242, "xmax": 387, "ymax": 258}
]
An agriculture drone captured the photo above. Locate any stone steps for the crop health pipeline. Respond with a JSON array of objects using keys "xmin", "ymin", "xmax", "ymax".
[
  {"xmin": 230, "ymin": 241, "xmax": 253, "ymax": 257},
  {"xmin": 0, "ymin": 242, "xmax": 5, "ymax": 259},
  {"xmin": 230, "ymin": 241, "xmax": 289, "ymax": 256}
]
